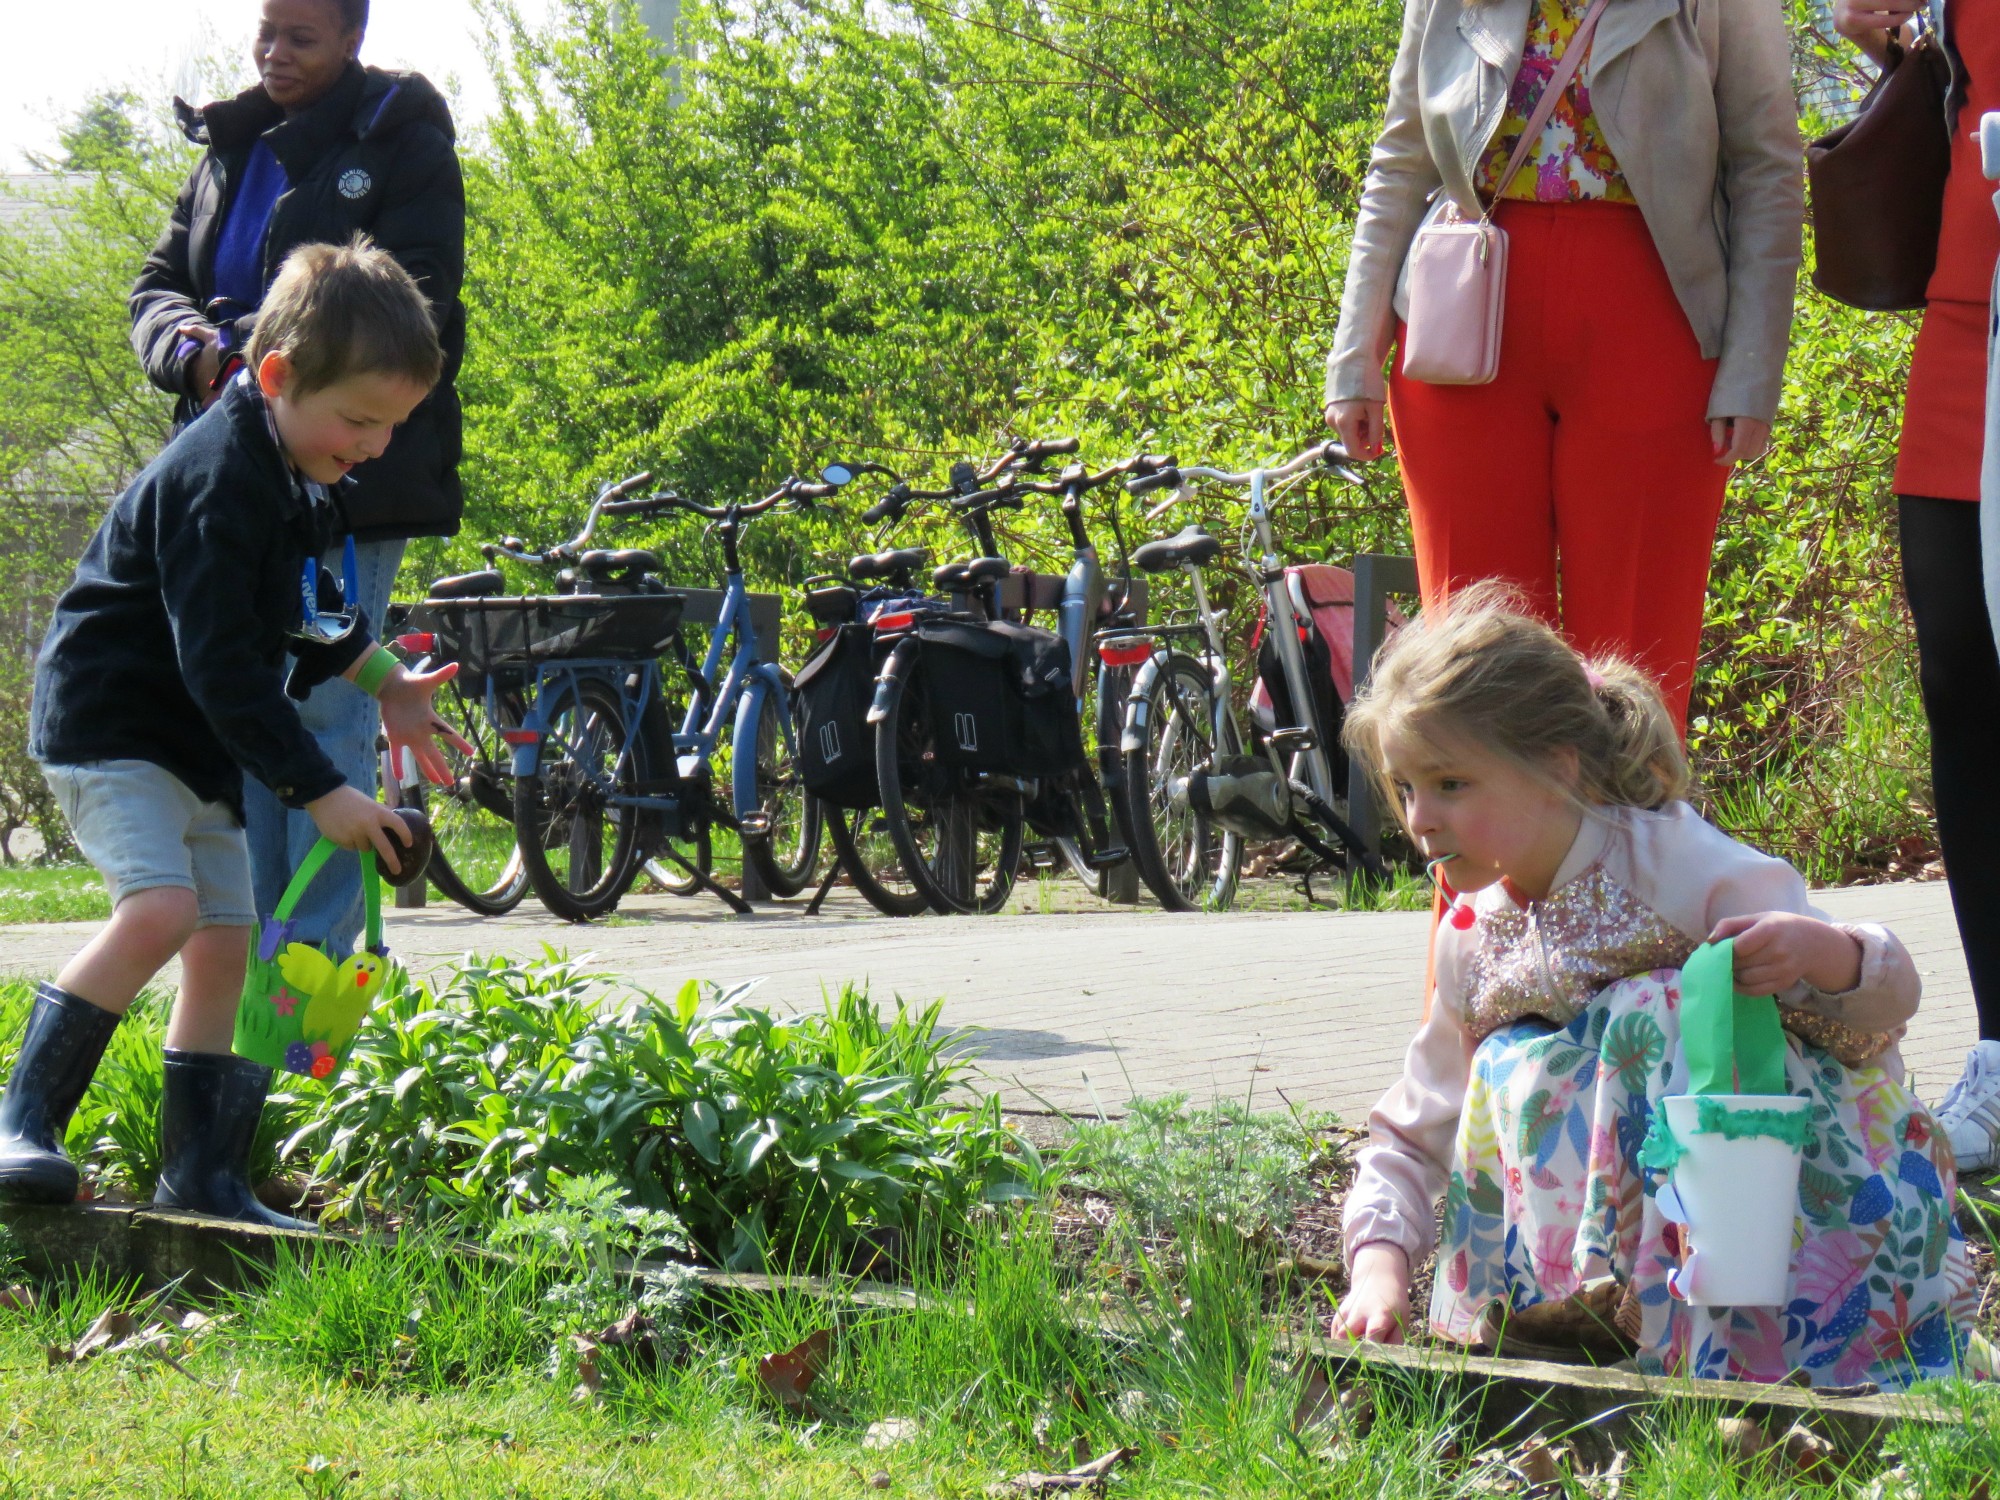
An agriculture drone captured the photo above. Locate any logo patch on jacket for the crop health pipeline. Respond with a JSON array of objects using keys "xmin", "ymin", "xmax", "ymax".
[{"xmin": 337, "ymin": 168, "xmax": 373, "ymax": 200}]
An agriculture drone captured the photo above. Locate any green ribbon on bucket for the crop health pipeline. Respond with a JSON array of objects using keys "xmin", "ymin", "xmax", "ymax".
[
  {"xmin": 1637, "ymin": 938, "xmax": 1802, "ymax": 1171},
  {"xmin": 1680, "ymin": 938, "xmax": 1787, "ymax": 1098}
]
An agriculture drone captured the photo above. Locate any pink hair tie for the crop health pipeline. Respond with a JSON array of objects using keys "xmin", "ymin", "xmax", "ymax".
[{"xmin": 1585, "ymin": 668, "xmax": 1608, "ymax": 691}]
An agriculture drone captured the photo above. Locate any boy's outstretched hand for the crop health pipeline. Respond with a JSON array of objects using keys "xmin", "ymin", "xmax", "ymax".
[
  {"xmin": 1329, "ymin": 1242, "xmax": 1412, "ymax": 1344},
  {"xmin": 306, "ymin": 784, "xmax": 414, "ymax": 875},
  {"xmin": 367, "ymin": 656, "xmax": 477, "ymax": 787},
  {"xmin": 1709, "ymin": 911, "xmax": 1865, "ymax": 996}
]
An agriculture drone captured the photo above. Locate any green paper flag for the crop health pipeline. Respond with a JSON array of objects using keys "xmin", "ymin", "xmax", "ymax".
[{"xmin": 1679, "ymin": 938, "xmax": 1788, "ymax": 1097}]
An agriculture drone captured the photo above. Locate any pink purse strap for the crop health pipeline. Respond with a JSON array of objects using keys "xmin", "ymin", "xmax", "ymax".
[{"xmin": 1480, "ymin": 0, "xmax": 1614, "ymax": 223}]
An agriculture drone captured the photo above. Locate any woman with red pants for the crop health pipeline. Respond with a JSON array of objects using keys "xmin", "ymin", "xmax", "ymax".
[
  {"xmin": 1833, "ymin": 0, "xmax": 2000, "ymax": 1173},
  {"xmin": 1324, "ymin": 0, "xmax": 1803, "ymax": 730}
]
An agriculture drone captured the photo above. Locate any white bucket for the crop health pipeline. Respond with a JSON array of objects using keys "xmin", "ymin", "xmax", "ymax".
[{"xmin": 1659, "ymin": 1093, "xmax": 1808, "ymax": 1308}]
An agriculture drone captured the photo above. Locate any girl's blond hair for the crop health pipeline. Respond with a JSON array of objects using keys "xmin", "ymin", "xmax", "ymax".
[{"xmin": 1340, "ymin": 582, "xmax": 1688, "ymax": 819}]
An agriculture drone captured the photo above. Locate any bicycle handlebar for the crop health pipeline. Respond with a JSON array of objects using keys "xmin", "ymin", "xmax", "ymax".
[
  {"xmin": 478, "ymin": 470, "xmax": 653, "ymax": 564},
  {"xmin": 1132, "ymin": 441, "xmax": 1360, "ymax": 519}
]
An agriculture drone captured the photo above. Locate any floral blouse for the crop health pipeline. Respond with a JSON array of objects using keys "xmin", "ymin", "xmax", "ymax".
[{"xmin": 1477, "ymin": 0, "xmax": 1636, "ymax": 204}]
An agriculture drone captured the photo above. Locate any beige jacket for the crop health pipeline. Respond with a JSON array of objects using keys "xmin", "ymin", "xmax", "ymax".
[{"xmin": 1325, "ymin": 0, "xmax": 1804, "ymax": 424}]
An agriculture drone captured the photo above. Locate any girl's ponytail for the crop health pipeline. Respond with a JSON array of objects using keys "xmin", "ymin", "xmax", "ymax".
[{"xmin": 1581, "ymin": 657, "xmax": 1689, "ymax": 810}]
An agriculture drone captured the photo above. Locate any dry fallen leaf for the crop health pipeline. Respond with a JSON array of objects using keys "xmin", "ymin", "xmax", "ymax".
[
  {"xmin": 864, "ymin": 1417, "xmax": 921, "ymax": 1451},
  {"xmin": 0, "ymin": 1285, "xmax": 36, "ymax": 1315},
  {"xmin": 570, "ymin": 1335, "xmax": 604, "ymax": 1405},
  {"xmin": 1514, "ymin": 1439, "xmax": 1565, "ymax": 1499},
  {"xmin": 986, "ymin": 1445, "xmax": 1138, "ymax": 1497},
  {"xmin": 1780, "ymin": 1424, "xmax": 1839, "ymax": 1484},
  {"xmin": 47, "ymin": 1306, "xmax": 136, "ymax": 1367},
  {"xmin": 755, "ymin": 1329, "xmax": 832, "ymax": 1414},
  {"xmin": 1290, "ymin": 1363, "xmax": 1340, "ymax": 1434},
  {"xmin": 1716, "ymin": 1417, "xmax": 1770, "ymax": 1464}
]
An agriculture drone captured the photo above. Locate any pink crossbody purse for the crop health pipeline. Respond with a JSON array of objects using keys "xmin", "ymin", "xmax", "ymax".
[{"xmin": 1400, "ymin": 0, "xmax": 1612, "ymax": 385}]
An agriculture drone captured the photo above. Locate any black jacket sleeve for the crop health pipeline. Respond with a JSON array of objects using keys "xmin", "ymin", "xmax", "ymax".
[
  {"xmin": 367, "ymin": 123, "xmax": 465, "ymax": 349},
  {"xmin": 152, "ymin": 490, "xmax": 354, "ymax": 808},
  {"xmin": 129, "ymin": 167, "xmax": 207, "ymax": 400}
]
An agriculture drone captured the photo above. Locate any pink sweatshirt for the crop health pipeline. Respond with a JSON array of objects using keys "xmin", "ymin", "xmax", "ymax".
[{"xmin": 1341, "ymin": 801, "xmax": 1920, "ymax": 1271}]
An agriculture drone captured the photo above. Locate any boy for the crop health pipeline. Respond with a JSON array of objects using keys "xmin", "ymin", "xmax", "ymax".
[{"xmin": 1, "ymin": 237, "xmax": 468, "ymax": 1228}]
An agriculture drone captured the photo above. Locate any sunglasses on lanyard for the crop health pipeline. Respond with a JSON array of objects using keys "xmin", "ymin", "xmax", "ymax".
[{"xmin": 297, "ymin": 536, "xmax": 362, "ymax": 645}]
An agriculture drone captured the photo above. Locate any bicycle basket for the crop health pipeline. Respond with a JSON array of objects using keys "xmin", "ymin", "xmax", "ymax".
[
  {"xmin": 794, "ymin": 623, "xmax": 883, "ymax": 808},
  {"xmin": 424, "ymin": 593, "xmax": 686, "ymax": 686}
]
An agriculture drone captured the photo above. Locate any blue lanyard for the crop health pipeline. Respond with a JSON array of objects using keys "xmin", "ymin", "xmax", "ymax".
[{"xmin": 299, "ymin": 536, "xmax": 360, "ymax": 638}]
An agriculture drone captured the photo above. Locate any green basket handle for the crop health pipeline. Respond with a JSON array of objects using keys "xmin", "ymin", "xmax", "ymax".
[
  {"xmin": 274, "ymin": 836, "xmax": 384, "ymax": 953},
  {"xmin": 1680, "ymin": 938, "xmax": 1787, "ymax": 1097}
]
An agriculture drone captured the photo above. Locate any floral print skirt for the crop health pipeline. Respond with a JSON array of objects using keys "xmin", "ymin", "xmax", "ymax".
[{"xmin": 1434, "ymin": 971, "xmax": 1979, "ymax": 1389}]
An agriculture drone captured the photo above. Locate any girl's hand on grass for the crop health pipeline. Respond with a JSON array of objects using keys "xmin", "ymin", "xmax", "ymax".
[
  {"xmin": 373, "ymin": 658, "xmax": 476, "ymax": 787},
  {"xmin": 1709, "ymin": 911, "xmax": 1865, "ymax": 996},
  {"xmin": 1331, "ymin": 1242, "xmax": 1411, "ymax": 1344},
  {"xmin": 305, "ymin": 784, "xmax": 414, "ymax": 875}
]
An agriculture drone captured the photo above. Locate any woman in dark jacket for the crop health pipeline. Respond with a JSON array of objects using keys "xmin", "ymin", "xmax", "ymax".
[{"xmin": 129, "ymin": 0, "xmax": 466, "ymax": 954}]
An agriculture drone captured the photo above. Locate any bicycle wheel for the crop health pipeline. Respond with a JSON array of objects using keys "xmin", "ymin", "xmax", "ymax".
[
  {"xmin": 871, "ymin": 658, "xmax": 1024, "ymax": 915},
  {"xmin": 513, "ymin": 674, "xmax": 654, "ymax": 921},
  {"xmin": 1054, "ymin": 654, "xmax": 1136, "ymax": 897},
  {"xmin": 401, "ymin": 680, "xmax": 528, "ymax": 916},
  {"xmin": 825, "ymin": 804, "xmax": 928, "ymax": 917},
  {"xmin": 644, "ymin": 823, "xmax": 713, "ymax": 897},
  {"xmin": 1124, "ymin": 652, "xmax": 1242, "ymax": 911},
  {"xmin": 740, "ymin": 678, "xmax": 824, "ymax": 898}
]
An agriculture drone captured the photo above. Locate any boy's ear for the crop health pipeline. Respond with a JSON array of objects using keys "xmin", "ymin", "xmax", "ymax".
[{"xmin": 256, "ymin": 351, "xmax": 293, "ymax": 399}]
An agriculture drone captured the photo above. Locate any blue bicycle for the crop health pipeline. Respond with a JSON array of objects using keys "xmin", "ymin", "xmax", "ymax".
[{"xmin": 447, "ymin": 471, "xmax": 844, "ymax": 919}]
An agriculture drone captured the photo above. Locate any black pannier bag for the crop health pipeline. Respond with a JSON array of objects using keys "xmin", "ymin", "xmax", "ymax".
[
  {"xmin": 915, "ymin": 619, "xmax": 1084, "ymax": 778},
  {"xmin": 793, "ymin": 623, "xmax": 880, "ymax": 808}
]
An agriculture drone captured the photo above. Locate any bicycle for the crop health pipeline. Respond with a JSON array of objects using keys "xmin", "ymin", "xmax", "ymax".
[
  {"xmin": 1114, "ymin": 441, "xmax": 1389, "ymax": 911},
  {"xmin": 437, "ymin": 470, "xmax": 843, "ymax": 919},
  {"xmin": 793, "ymin": 532, "xmax": 951, "ymax": 916},
  {"xmin": 860, "ymin": 439, "xmax": 1171, "ymax": 913},
  {"xmin": 389, "ymin": 473, "xmax": 681, "ymax": 916}
]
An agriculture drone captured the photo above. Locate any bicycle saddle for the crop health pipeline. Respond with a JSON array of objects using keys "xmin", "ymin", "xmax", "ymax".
[
  {"xmin": 933, "ymin": 557, "xmax": 1011, "ymax": 589},
  {"xmin": 578, "ymin": 548, "xmax": 664, "ymax": 578},
  {"xmin": 427, "ymin": 568, "xmax": 505, "ymax": 600},
  {"xmin": 848, "ymin": 547, "xmax": 930, "ymax": 582},
  {"xmin": 1131, "ymin": 525, "xmax": 1221, "ymax": 574}
]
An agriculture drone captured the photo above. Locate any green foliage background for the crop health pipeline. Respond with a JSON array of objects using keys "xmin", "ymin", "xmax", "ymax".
[{"xmin": 0, "ymin": 0, "xmax": 1934, "ymax": 882}]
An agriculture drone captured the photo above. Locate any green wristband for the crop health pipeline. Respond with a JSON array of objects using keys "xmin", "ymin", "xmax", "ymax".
[{"xmin": 354, "ymin": 645, "xmax": 399, "ymax": 698}]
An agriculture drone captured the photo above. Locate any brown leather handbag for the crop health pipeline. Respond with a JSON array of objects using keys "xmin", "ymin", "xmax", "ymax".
[{"xmin": 1807, "ymin": 30, "xmax": 1953, "ymax": 312}]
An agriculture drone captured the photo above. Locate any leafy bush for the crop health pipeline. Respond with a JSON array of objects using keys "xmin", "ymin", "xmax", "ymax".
[
  {"xmin": 286, "ymin": 956, "xmax": 1049, "ymax": 1269},
  {"xmin": 1065, "ymin": 1093, "xmax": 1333, "ymax": 1238}
]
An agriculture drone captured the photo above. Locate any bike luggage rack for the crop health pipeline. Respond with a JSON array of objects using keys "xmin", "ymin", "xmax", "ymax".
[{"xmin": 1345, "ymin": 553, "xmax": 1421, "ymax": 858}]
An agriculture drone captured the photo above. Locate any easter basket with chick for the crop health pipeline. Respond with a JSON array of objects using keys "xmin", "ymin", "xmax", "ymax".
[{"xmin": 234, "ymin": 837, "xmax": 397, "ymax": 1082}]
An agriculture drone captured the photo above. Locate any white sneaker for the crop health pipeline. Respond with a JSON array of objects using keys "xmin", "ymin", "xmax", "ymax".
[{"xmin": 1933, "ymin": 1040, "xmax": 2000, "ymax": 1175}]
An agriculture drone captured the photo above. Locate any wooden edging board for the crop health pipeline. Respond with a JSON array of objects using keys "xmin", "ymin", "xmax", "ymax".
[{"xmin": 0, "ymin": 1200, "xmax": 1957, "ymax": 1443}]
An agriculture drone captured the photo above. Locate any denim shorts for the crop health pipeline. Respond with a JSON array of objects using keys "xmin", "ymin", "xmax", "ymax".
[{"xmin": 42, "ymin": 760, "xmax": 256, "ymax": 928}]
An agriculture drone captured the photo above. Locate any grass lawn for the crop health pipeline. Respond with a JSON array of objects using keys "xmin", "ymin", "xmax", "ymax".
[{"xmin": 0, "ymin": 864, "xmax": 109, "ymax": 925}]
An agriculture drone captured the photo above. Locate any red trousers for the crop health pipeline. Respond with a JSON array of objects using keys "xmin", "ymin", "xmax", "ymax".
[{"xmin": 1387, "ymin": 201, "xmax": 1731, "ymax": 728}]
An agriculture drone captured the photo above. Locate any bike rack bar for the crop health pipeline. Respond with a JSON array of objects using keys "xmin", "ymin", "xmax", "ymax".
[
  {"xmin": 1345, "ymin": 553, "xmax": 1421, "ymax": 857},
  {"xmin": 674, "ymin": 588, "xmax": 783, "ymax": 647}
]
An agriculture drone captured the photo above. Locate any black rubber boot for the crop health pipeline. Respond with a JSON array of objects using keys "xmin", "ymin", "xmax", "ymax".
[
  {"xmin": 0, "ymin": 983, "xmax": 121, "ymax": 1204},
  {"xmin": 153, "ymin": 1050, "xmax": 313, "ymax": 1232}
]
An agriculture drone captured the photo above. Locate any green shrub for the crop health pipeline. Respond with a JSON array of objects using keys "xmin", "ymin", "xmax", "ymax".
[
  {"xmin": 286, "ymin": 956, "xmax": 1049, "ymax": 1269},
  {"xmin": 1066, "ymin": 1093, "xmax": 1334, "ymax": 1239}
]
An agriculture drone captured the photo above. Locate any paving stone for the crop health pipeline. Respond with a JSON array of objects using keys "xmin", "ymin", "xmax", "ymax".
[{"xmin": 0, "ymin": 879, "xmax": 1972, "ymax": 1119}]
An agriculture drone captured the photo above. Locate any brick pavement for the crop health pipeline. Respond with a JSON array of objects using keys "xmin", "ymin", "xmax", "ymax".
[{"xmin": 0, "ymin": 879, "xmax": 1976, "ymax": 1120}]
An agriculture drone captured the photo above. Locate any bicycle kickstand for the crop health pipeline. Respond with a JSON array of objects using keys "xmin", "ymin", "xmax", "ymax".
[
  {"xmin": 801, "ymin": 856, "xmax": 843, "ymax": 917},
  {"xmin": 653, "ymin": 843, "xmax": 755, "ymax": 916}
]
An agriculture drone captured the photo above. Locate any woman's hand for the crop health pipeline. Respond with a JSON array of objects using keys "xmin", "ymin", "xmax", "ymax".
[
  {"xmin": 1330, "ymin": 1242, "xmax": 1412, "ymax": 1343},
  {"xmin": 1326, "ymin": 399, "xmax": 1389, "ymax": 461},
  {"xmin": 371, "ymin": 658, "xmax": 478, "ymax": 788},
  {"xmin": 1709, "ymin": 416, "xmax": 1771, "ymax": 467},
  {"xmin": 179, "ymin": 322, "xmax": 224, "ymax": 408},
  {"xmin": 1709, "ymin": 911, "xmax": 1865, "ymax": 995},
  {"xmin": 1832, "ymin": 0, "xmax": 1923, "ymax": 66}
]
